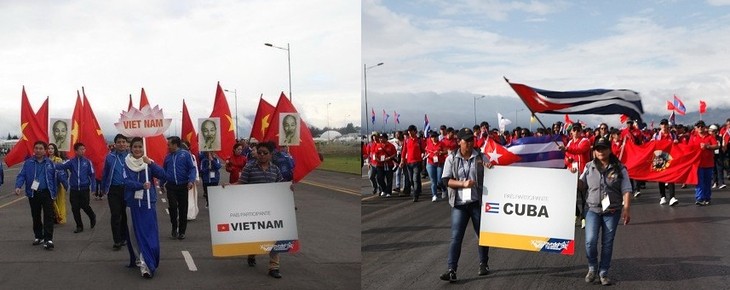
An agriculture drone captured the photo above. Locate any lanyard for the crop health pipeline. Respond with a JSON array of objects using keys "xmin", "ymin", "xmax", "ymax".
[
  {"xmin": 458, "ymin": 157, "xmax": 474, "ymax": 180},
  {"xmin": 34, "ymin": 160, "xmax": 45, "ymax": 181}
]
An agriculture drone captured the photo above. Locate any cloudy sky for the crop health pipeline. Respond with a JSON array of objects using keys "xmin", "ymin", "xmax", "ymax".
[
  {"xmin": 363, "ymin": 0, "xmax": 730, "ymax": 131},
  {"xmin": 0, "ymin": 0, "xmax": 359, "ymax": 139}
]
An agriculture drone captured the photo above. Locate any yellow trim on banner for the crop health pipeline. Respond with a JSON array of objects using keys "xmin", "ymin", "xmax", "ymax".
[
  {"xmin": 479, "ymin": 232, "xmax": 548, "ymax": 252},
  {"xmin": 212, "ymin": 241, "xmax": 276, "ymax": 257}
]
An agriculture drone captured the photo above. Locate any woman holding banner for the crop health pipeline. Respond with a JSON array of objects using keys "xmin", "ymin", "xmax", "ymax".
[
  {"xmin": 48, "ymin": 143, "xmax": 69, "ymax": 224},
  {"xmin": 123, "ymin": 137, "xmax": 167, "ymax": 278},
  {"xmin": 439, "ymin": 128, "xmax": 492, "ymax": 283},
  {"xmin": 576, "ymin": 137, "xmax": 632, "ymax": 286}
]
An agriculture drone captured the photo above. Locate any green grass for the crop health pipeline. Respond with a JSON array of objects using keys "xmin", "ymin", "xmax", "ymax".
[{"xmin": 318, "ymin": 154, "xmax": 361, "ymax": 175}]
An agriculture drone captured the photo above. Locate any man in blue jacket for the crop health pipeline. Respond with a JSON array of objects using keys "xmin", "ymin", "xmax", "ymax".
[
  {"xmin": 163, "ymin": 136, "xmax": 197, "ymax": 240},
  {"xmin": 101, "ymin": 134, "xmax": 130, "ymax": 250},
  {"xmin": 15, "ymin": 141, "xmax": 58, "ymax": 250},
  {"xmin": 56, "ymin": 142, "xmax": 97, "ymax": 233},
  {"xmin": 199, "ymin": 151, "xmax": 221, "ymax": 208}
]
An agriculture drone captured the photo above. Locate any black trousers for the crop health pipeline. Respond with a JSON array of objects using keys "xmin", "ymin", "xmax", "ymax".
[
  {"xmin": 107, "ymin": 185, "xmax": 128, "ymax": 243},
  {"xmin": 167, "ymin": 183, "xmax": 189, "ymax": 235},
  {"xmin": 29, "ymin": 190, "xmax": 54, "ymax": 241},
  {"xmin": 202, "ymin": 182, "xmax": 218, "ymax": 206},
  {"xmin": 70, "ymin": 188, "xmax": 96, "ymax": 228}
]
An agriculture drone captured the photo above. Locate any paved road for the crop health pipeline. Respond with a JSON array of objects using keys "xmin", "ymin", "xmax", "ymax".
[
  {"xmin": 362, "ymin": 165, "xmax": 730, "ymax": 289},
  {"xmin": 0, "ymin": 161, "xmax": 360, "ymax": 290}
]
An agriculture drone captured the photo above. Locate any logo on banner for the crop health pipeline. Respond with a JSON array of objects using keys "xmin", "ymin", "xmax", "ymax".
[
  {"xmin": 485, "ymin": 202, "xmax": 500, "ymax": 213},
  {"xmin": 651, "ymin": 150, "xmax": 672, "ymax": 172}
]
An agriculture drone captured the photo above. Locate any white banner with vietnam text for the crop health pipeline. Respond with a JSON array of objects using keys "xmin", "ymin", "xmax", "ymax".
[
  {"xmin": 208, "ymin": 182, "xmax": 299, "ymax": 257},
  {"xmin": 479, "ymin": 166, "xmax": 577, "ymax": 255}
]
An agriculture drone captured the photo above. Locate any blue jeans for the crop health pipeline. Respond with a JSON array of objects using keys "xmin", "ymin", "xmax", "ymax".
[
  {"xmin": 713, "ymin": 156, "xmax": 725, "ymax": 186},
  {"xmin": 405, "ymin": 162, "xmax": 422, "ymax": 195},
  {"xmin": 426, "ymin": 164, "xmax": 443, "ymax": 197},
  {"xmin": 368, "ymin": 165, "xmax": 378, "ymax": 193},
  {"xmin": 584, "ymin": 209, "xmax": 621, "ymax": 276},
  {"xmin": 447, "ymin": 202, "xmax": 489, "ymax": 271},
  {"xmin": 394, "ymin": 165, "xmax": 403, "ymax": 190},
  {"xmin": 696, "ymin": 167, "xmax": 713, "ymax": 202}
]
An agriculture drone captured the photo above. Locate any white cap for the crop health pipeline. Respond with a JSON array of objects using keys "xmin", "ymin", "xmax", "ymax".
[{"xmin": 709, "ymin": 124, "xmax": 718, "ymax": 130}]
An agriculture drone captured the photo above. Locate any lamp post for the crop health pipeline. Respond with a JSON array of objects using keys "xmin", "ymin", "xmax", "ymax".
[
  {"xmin": 473, "ymin": 95, "xmax": 485, "ymax": 126},
  {"xmin": 515, "ymin": 108, "xmax": 525, "ymax": 129},
  {"xmin": 264, "ymin": 42, "xmax": 292, "ymax": 101},
  {"xmin": 224, "ymin": 89, "xmax": 239, "ymax": 140},
  {"xmin": 364, "ymin": 62, "xmax": 384, "ymax": 135}
]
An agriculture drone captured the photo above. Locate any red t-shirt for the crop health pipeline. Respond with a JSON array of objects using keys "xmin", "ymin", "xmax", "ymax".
[
  {"xmin": 425, "ymin": 140, "xmax": 446, "ymax": 165},
  {"xmin": 565, "ymin": 137, "xmax": 591, "ymax": 174},
  {"xmin": 373, "ymin": 142, "xmax": 396, "ymax": 167},
  {"xmin": 689, "ymin": 134, "xmax": 717, "ymax": 168},
  {"xmin": 441, "ymin": 136, "xmax": 458, "ymax": 151},
  {"xmin": 401, "ymin": 137, "xmax": 424, "ymax": 164}
]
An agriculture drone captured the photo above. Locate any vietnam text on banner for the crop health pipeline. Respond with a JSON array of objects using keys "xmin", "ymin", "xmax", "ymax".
[
  {"xmin": 480, "ymin": 166, "xmax": 576, "ymax": 255},
  {"xmin": 208, "ymin": 182, "xmax": 299, "ymax": 257}
]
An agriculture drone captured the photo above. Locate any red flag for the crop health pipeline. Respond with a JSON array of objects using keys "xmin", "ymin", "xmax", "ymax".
[
  {"xmin": 5, "ymin": 88, "xmax": 47, "ymax": 167},
  {"xmin": 619, "ymin": 114, "xmax": 629, "ymax": 124},
  {"xmin": 666, "ymin": 100, "xmax": 676, "ymax": 111},
  {"xmin": 209, "ymin": 82, "xmax": 236, "ymax": 160},
  {"xmin": 81, "ymin": 88, "xmax": 108, "ymax": 180},
  {"xmin": 699, "ymin": 100, "xmax": 707, "ymax": 114},
  {"xmin": 262, "ymin": 92, "xmax": 322, "ymax": 182},
  {"xmin": 621, "ymin": 139, "xmax": 701, "ymax": 184},
  {"xmin": 250, "ymin": 96, "xmax": 276, "ymax": 141},
  {"xmin": 181, "ymin": 99, "xmax": 199, "ymax": 157},
  {"xmin": 138, "ymin": 88, "xmax": 169, "ymax": 163},
  {"xmin": 66, "ymin": 92, "xmax": 83, "ymax": 158},
  {"xmin": 483, "ymin": 138, "xmax": 520, "ymax": 165}
]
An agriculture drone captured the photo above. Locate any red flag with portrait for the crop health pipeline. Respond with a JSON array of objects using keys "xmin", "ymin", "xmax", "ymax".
[
  {"xmin": 209, "ymin": 82, "xmax": 236, "ymax": 160},
  {"xmin": 262, "ymin": 92, "xmax": 321, "ymax": 182}
]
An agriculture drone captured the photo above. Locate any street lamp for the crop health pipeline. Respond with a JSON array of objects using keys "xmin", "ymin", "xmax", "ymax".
[
  {"xmin": 224, "ymin": 89, "xmax": 239, "ymax": 140},
  {"xmin": 264, "ymin": 42, "xmax": 292, "ymax": 101},
  {"xmin": 515, "ymin": 108, "xmax": 525, "ymax": 129},
  {"xmin": 364, "ymin": 62, "xmax": 384, "ymax": 135},
  {"xmin": 473, "ymin": 95, "xmax": 485, "ymax": 126}
]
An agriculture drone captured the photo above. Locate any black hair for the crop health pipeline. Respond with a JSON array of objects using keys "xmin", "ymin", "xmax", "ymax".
[
  {"xmin": 130, "ymin": 137, "xmax": 144, "ymax": 147},
  {"xmin": 73, "ymin": 142, "xmax": 85, "ymax": 151},
  {"xmin": 34, "ymin": 140, "xmax": 47, "ymax": 149},
  {"xmin": 114, "ymin": 134, "xmax": 128, "ymax": 143},
  {"xmin": 167, "ymin": 136, "xmax": 182, "ymax": 147},
  {"xmin": 256, "ymin": 141, "xmax": 275, "ymax": 153}
]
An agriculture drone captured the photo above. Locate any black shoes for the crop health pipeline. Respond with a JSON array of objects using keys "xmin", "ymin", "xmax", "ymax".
[
  {"xmin": 177, "ymin": 234, "xmax": 186, "ymax": 240},
  {"xmin": 440, "ymin": 269, "xmax": 457, "ymax": 282},
  {"xmin": 74, "ymin": 227, "xmax": 84, "ymax": 233},
  {"xmin": 90, "ymin": 216, "xmax": 96, "ymax": 229},
  {"xmin": 112, "ymin": 240, "xmax": 126, "ymax": 250},
  {"xmin": 171, "ymin": 230, "xmax": 178, "ymax": 239},
  {"xmin": 44, "ymin": 240, "xmax": 54, "ymax": 250},
  {"xmin": 32, "ymin": 239, "xmax": 44, "ymax": 246},
  {"xmin": 478, "ymin": 263, "xmax": 489, "ymax": 276},
  {"xmin": 268, "ymin": 269, "xmax": 282, "ymax": 279},
  {"xmin": 247, "ymin": 257, "xmax": 256, "ymax": 267}
]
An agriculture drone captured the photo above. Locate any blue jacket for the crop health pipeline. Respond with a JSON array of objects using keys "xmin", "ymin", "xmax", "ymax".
[
  {"xmin": 273, "ymin": 150, "xmax": 295, "ymax": 182},
  {"xmin": 123, "ymin": 161, "xmax": 166, "ymax": 207},
  {"xmin": 163, "ymin": 149, "xmax": 197, "ymax": 186},
  {"xmin": 101, "ymin": 151, "xmax": 128, "ymax": 193},
  {"xmin": 198, "ymin": 152, "xmax": 222, "ymax": 184},
  {"xmin": 15, "ymin": 157, "xmax": 59, "ymax": 198},
  {"xmin": 0, "ymin": 162, "xmax": 4, "ymax": 186},
  {"xmin": 56, "ymin": 156, "xmax": 96, "ymax": 191}
]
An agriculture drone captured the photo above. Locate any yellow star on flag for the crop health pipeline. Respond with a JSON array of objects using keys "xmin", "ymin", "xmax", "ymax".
[
  {"xmin": 225, "ymin": 114, "xmax": 234, "ymax": 132},
  {"xmin": 71, "ymin": 120, "xmax": 79, "ymax": 144},
  {"xmin": 20, "ymin": 122, "xmax": 28, "ymax": 141},
  {"xmin": 261, "ymin": 114, "xmax": 271, "ymax": 136}
]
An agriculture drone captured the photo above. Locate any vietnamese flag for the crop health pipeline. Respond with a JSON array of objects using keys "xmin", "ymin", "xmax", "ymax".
[
  {"xmin": 217, "ymin": 223, "xmax": 230, "ymax": 232},
  {"xmin": 483, "ymin": 138, "xmax": 520, "ymax": 166},
  {"xmin": 181, "ymin": 99, "xmax": 199, "ymax": 157},
  {"xmin": 81, "ymin": 88, "xmax": 109, "ymax": 180},
  {"xmin": 138, "ymin": 88, "xmax": 170, "ymax": 164},
  {"xmin": 262, "ymin": 92, "xmax": 321, "ymax": 182},
  {"xmin": 5, "ymin": 88, "xmax": 48, "ymax": 167},
  {"xmin": 621, "ymin": 139, "xmax": 701, "ymax": 184},
  {"xmin": 699, "ymin": 100, "xmax": 707, "ymax": 114},
  {"xmin": 209, "ymin": 82, "xmax": 236, "ymax": 160},
  {"xmin": 66, "ymin": 92, "xmax": 84, "ymax": 159},
  {"xmin": 250, "ymin": 96, "xmax": 275, "ymax": 142}
]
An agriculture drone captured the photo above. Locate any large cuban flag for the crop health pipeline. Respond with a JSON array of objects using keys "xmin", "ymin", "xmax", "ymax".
[
  {"xmin": 505, "ymin": 135, "xmax": 565, "ymax": 168},
  {"xmin": 506, "ymin": 80, "xmax": 644, "ymax": 122}
]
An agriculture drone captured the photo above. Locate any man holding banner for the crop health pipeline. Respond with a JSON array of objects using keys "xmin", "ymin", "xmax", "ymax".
[
  {"xmin": 439, "ymin": 128, "xmax": 492, "ymax": 283},
  {"xmin": 577, "ymin": 137, "xmax": 632, "ymax": 286},
  {"xmin": 163, "ymin": 136, "xmax": 197, "ymax": 240}
]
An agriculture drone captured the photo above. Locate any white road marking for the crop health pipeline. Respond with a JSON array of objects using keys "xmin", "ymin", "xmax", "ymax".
[
  {"xmin": 181, "ymin": 251, "xmax": 198, "ymax": 271},
  {"xmin": 165, "ymin": 209, "xmax": 169, "ymax": 215},
  {"xmin": 161, "ymin": 198, "xmax": 167, "ymax": 203}
]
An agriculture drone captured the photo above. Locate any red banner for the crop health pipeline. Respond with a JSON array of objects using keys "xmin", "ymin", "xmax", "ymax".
[{"xmin": 621, "ymin": 139, "xmax": 701, "ymax": 184}]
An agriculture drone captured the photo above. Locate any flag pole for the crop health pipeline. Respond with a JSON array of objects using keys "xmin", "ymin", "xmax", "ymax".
[{"xmin": 503, "ymin": 76, "xmax": 562, "ymax": 147}]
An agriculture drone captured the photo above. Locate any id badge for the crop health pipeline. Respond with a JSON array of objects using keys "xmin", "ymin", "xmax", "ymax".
[
  {"xmin": 380, "ymin": 155, "xmax": 386, "ymax": 162},
  {"xmin": 134, "ymin": 190, "xmax": 144, "ymax": 200},
  {"xmin": 572, "ymin": 162, "xmax": 579, "ymax": 171},
  {"xmin": 209, "ymin": 172, "xmax": 216, "ymax": 179},
  {"xmin": 433, "ymin": 156, "xmax": 439, "ymax": 163},
  {"xmin": 458, "ymin": 179, "xmax": 472, "ymax": 202},
  {"xmin": 372, "ymin": 154, "xmax": 376, "ymax": 161},
  {"xmin": 601, "ymin": 194, "xmax": 610, "ymax": 211},
  {"xmin": 31, "ymin": 180, "xmax": 40, "ymax": 191}
]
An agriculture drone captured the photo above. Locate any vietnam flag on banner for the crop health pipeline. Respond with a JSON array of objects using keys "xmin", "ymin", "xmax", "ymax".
[
  {"xmin": 262, "ymin": 92, "xmax": 321, "ymax": 182},
  {"xmin": 81, "ymin": 88, "xmax": 108, "ymax": 180},
  {"xmin": 621, "ymin": 139, "xmax": 701, "ymax": 184},
  {"xmin": 483, "ymin": 138, "xmax": 520, "ymax": 166},
  {"xmin": 181, "ymin": 99, "xmax": 199, "ymax": 157},
  {"xmin": 210, "ymin": 82, "xmax": 236, "ymax": 160},
  {"xmin": 66, "ymin": 92, "xmax": 83, "ymax": 159},
  {"xmin": 5, "ymin": 88, "xmax": 48, "ymax": 167},
  {"xmin": 139, "ymin": 88, "xmax": 169, "ymax": 164},
  {"xmin": 250, "ymin": 96, "xmax": 275, "ymax": 142}
]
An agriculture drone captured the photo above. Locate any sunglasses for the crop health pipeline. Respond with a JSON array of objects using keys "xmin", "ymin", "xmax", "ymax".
[{"xmin": 257, "ymin": 151, "xmax": 270, "ymax": 156}]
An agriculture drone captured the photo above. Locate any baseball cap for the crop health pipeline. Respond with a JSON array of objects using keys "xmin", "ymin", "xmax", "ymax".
[
  {"xmin": 659, "ymin": 119, "xmax": 669, "ymax": 125},
  {"xmin": 593, "ymin": 137, "xmax": 611, "ymax": 150},
  {"xmin": 457, "ymin": 128, "xmax": 474, "ymax": 141}
]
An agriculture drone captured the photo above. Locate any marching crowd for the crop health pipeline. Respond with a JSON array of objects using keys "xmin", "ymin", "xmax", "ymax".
[
  {"xmin": 362, "ymin": 117, "xmax": 730, "ymax": 285},
  {"xmin": 3, "ymin": 136, "xmax": 295, "ymax": 279}
]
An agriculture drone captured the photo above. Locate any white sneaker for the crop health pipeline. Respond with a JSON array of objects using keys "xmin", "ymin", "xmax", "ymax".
[
  {"xmin": 581, "ymin": 219, "xmax": 586, "ymax": 229},
  {"xmin": 659, "ymin": 197, "xmax": 667, "ymax": 205},
  {"xmin": 669, "ymin": 197, "xmax": 679, "ymax": 206},
  {"xmin": 720, "ymin": 184, "xmax": 727, "ymax": 189},
  {"xmin": 712, "ymin": 183, "xmax": 717, "ymax": 189},
  {"xmin": 385, "ymin": 193, "xmax": 391, "ymax": 198},
  {"xmin": 432, "ymin": 196, "xmax": 438, "ymax": 202},
  {"xmin": 634, "ymin": 191, "xmax": 641, "ymax": 197},
  {"xmin": 441, "ymin": 192, "xmax": 447, "ymax": 199},
  {"xmin": 380, "ymin": 192, "xmax": 385, "ymax": 196}
]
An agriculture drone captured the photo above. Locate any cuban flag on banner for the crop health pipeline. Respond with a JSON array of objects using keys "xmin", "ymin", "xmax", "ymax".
[
  {"xmin": 506, "ymin": 79, "xmax": 644, "ymax": 122},
  {"xmin": 423, "ymin": 114, "xmax": 431, "ymax": 133},
  {"xmin": 371, "ymin": 108, "xmax": 376, "ymax": 124},
  {"xmin": 505, "ymin": 135, "xmax": 565, "ymax": 168},
  {"xmin": 394, "ymin": 111, "xmax": 400, "ymax": 124},
  {"xmin": 673, "ymin": 95, "xmax": 686, "ymax": 116}
]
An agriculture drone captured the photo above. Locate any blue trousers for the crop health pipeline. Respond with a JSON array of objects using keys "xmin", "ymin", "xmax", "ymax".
[
  {"xmin": 447, "ymin": 202, "xmax": 489, "ymax": 271},
  {"xmin": 405, "ymin": 162, "xmax": 422, "ymax": 195},
  {"xmin": 696, "ymin": 167, "xmax": 713, "ymax": 202},
  {"xmin": 585, "ymin": 209, "xmax": 621, "ymax": 276},
  {"xmin": 426, "ymin": 164, "xmax": 443, "ymax": 197},
  {"xmin": 130, "ymin": 203, "xmax": 160, "ymax": 276}
]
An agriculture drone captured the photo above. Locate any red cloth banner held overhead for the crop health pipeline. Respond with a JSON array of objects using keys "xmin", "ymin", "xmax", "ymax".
[
  {"xmin": 699, "ymin": 100, "xmax": 707, "ymax": 114},
  {"xmin": 621, "ymin": 139, "xmax": 701, "ymax": 184}
]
